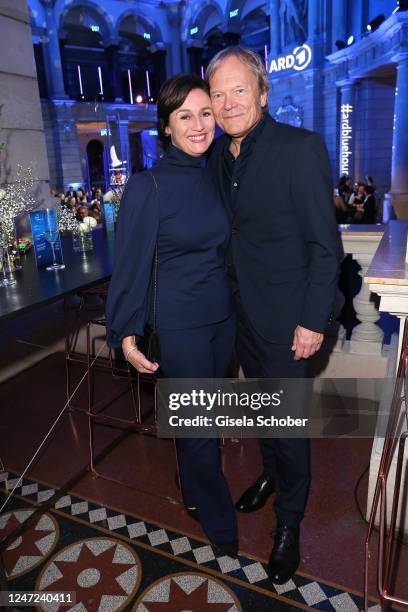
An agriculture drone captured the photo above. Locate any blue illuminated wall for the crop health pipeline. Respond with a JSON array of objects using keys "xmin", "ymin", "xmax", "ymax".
[{"xmin": 27, "ymin": 0, "xmax": 408, "ymax": 217}]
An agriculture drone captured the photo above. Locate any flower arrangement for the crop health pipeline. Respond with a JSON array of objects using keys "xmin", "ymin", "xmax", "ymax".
[
  {"xmin": 57, "ymin": 204, "xmax": 97, "ymax": 234},
  {"xmin": 57, "ymin": 203, "xmax": 98, "ymax": 252},
  {"xmin": 0, "ymin": 165, "xmax": 37, "ymax": 239},
  {"xmin": 103, "ymin": 184, "xmax": 125, "ymax": 217},
  {"xmin": 79, "ymin": 216, "xmax": 97, "ymax": 233}
]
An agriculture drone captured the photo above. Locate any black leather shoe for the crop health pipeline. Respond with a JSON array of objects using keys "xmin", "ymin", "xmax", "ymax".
[
  {"xmin": 185, "ymin": 506, "xmax": 199, "ymax": 522},
  {"xmin": 235, "ymin": 473, "xmax": 275, "ymax": 512},
  {"xmin": 212, "ymin": 540, "xmax": 239, "ymax": 557},
  {"xmin": 267, "ymin": 525, "xmax": 300, "ymax": 584}
]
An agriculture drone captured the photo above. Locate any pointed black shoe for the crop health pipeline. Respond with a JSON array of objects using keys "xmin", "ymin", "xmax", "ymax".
[
  {"xmin": 212, "ymin": 540, "xmax": 239, "ymax": 557},
  {"xmin": 267, "ymin": 525, "xmax": 300, "ymax": 585},
  {"xmin": 235, "ymin": 473, "xmax": 275, "ymax": 512},
  {"xmin": 184, "ymin": 506, "xmax": 199, "ymax": 522}
]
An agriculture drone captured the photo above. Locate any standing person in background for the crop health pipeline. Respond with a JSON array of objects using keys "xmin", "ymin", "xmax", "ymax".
[
  {"xmin": 206, "ymin": 47, "xmax": 340, "ymax": 583},
  {"xmin": 106, "ymin": 74, "xmax": 238, "ymax": 556}
]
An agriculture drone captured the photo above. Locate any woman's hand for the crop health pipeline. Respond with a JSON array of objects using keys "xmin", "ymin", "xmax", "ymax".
[{"xmin": 122, "ymin": 336, "xmax": 159, "ymax": 374}]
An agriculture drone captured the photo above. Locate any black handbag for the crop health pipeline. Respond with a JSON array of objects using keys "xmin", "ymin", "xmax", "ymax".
[{"xmin": 138, "ymin": 171, "xmax": 161, "ymax": 363}]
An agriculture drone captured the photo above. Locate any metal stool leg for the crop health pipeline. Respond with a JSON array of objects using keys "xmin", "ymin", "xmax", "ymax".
[{"xmin": 364, "ymin": 320, "xmax": 408, "ymax": 610}]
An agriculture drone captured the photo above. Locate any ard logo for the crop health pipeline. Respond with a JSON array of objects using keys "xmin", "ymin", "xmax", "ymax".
[{"xmin": 268, "ymin": 44, "xmax": 312, "ymax": 74}]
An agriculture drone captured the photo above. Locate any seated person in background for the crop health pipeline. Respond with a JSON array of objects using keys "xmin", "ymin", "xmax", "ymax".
[
  {"xmin": 76, "ymin": 205, "xmax": 89, "ymax": 222},
  {"xmin": 353, "ymin": 184, "xmax": 376, "ymax": 224},
  {"xmin": 333, "ymin": 188, "xmax": 349, "ymax": 224},
  {"xmin": 65, "ymin": 188, "xmax": 77, "ymax": 200},
  {"xmin": 62, "ymin": 196, "xmax": 77, "ymax": 211},
  {"xmin": 89, "ymin": 200, "xmax": 102, "ymax": 223},
  {"xmin": 337, "ymin": 175, "xmax": 352, "ymax": 205},
  {"xmin": 95, "ymin": 188, "xmax": 103, "ymax": 202}
]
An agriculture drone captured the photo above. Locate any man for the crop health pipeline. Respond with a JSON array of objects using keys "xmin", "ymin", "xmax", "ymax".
[
  {"xmin": 353, "ymin": 183, "xmax": 377, "ymax": 223},
  {"xmin": 206, "ymin": 47, "xmax": 340, "ymax": 584}
]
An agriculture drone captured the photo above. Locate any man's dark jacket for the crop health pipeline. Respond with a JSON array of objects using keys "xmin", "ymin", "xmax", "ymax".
[{"xmin": 208, "ymin": 114, "xmax": 341, "ymax": 344}]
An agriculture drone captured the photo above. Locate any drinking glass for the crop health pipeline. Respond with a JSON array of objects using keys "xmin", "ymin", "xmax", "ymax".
[
  {"xmin": 44, "ymin": 210, "xmax": 65, "ymax": 271},
  {"xmin": 0, "ymin": 244, "xmax": 16, "ymax": 287}
]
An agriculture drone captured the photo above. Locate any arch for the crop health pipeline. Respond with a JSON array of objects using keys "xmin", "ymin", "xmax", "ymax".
[
  {"xmin": 116, "ymin": 9, "xmax": 163, "ymax": 44},
  {"xmin": 241, "ymin": 4, "xmax": 268, "ymax": 29},
  {"xmin": 193, "ymin": 3, "xmax": 224, "ymax": 39},
  {"xmin": 240, "ymin": 5, "xmax": 269, "ymax": 52},
  {"xmin": 185, "ymin": 0, "xmax": 225, "ymax": 39},
  {"xmin": 241, "ymin": 0, "xmax": 267, "ymax": 21},
  {"xmin": 58, "ymin": 0, "xmax": 115, "ymax": 46},
  {"xmin": 225, "ymin": 0, "xmax": 247, "ymax": 24},
  {"xmin": 191, "ymin": 0, "xmax": 224, "ymax": 26}
]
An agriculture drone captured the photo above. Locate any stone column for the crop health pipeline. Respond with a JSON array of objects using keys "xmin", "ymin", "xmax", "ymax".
[
  {"xmin": 39, "ymin": 0, "xmax": 67, "ymax": 99},
  {"xmin": 385, "ymin": 54, "xmax": 408, "ymax": 219},
  {"xmin": 106, "ymin": 45, "xmax": 124, "ymax": 103},
  {"xmin": 163, "ymin": 1, "xmax": 183, "ymax": 76},
  {"xmin": 307, "ymin": 0, "xmax": 321, "ymax": 43},
  {"xmin": 338, "ymin": 80, "xmax": 356, "ymax": 179},
  {"xmin": 0, "ymin": 0, "xmax": 51, "ymax": 203},
  {"xmin": 268, "ymin": 0, "xmax": 280, "ymax": 57},
  {"xmin": 331, "ymin": 0, "xmax": 347, "ymax": 51}
]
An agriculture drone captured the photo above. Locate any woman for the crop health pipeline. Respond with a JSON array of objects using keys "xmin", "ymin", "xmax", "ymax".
[{"xmin": 106, "ymin": 74, "xmax": 237, "ymax": 556}]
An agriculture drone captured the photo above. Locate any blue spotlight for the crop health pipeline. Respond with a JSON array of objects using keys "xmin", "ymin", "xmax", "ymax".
[
  {"xmin": 367, "ymin": 14, "xmax": 385, "ymax": 31},
  {"xmin": 347, "ymin": 35, "xmax": 354, "ymax": 45}
]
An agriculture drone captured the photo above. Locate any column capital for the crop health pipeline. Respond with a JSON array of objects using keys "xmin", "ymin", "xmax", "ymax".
[
  {"xmin": 105, "ymin": 42, "xmax": 120, "ymax": 51},
  {"xmin": 148, "ymin": 42, "xmax": 166, "ymax": 54},
  {"xmin": 163, "ymin": 1, "xmax": 182, "ymax": 27},
  {"xmin": 186, "ymin": 39, "xmax": 204, "ymax": 49},
  {"xmin": 336, "ymin": 78, "xmax": 358, "ymax": 89}
]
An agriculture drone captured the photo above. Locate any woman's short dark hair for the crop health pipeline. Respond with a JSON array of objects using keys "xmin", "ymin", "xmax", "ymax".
[{"xmin": 157, "ymin": 74, "xmax": 210, "ymax": 148}]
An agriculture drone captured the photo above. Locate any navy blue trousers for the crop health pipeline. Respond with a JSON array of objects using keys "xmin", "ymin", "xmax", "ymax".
[
  {"xmin": 234, "ymin": 294, "xmax": 311, "ymax": 527},
  {"xmin": 158, "ymin": 315, "xmax": 237, "ymax": 544}
]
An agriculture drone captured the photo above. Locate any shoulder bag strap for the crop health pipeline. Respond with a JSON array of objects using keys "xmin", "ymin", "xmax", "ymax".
[{"xmin": 147, "ymin": 170, "xmax": 159, "ymax": 332}]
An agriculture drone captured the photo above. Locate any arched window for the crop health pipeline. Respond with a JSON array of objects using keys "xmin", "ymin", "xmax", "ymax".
[
  {"xmin": 60, "ymin": 5, "xmax": 112, "ymax": 101},
  {"xmin": 118, "ymin": 14, "xmax": 165, "ymax": 103},
  {"xmin": 240, "ymin": 7, "xmax": 269, "ymax": 56}
]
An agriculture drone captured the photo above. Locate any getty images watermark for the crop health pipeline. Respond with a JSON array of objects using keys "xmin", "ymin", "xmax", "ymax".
[
  {"xmin": 167, "ymin": 388, "xmax": 308, "ymax": 430},
  {"xmin": 156, "ymin": 378, "xmax": 395, "ymax": 438}
]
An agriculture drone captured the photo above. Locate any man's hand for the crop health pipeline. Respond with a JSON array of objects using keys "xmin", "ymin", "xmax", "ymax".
[{"xmin": 291, "ymin": 325, "xmax": 323, "ymax": 361}]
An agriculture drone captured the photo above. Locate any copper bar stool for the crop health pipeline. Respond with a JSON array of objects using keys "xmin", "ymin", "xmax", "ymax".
[
  {"xmin": 64, "ymin": 284, "xmax": 181, "ymax": 500},
  {"xmin": 364, "ymin": 320, "xmax": 408, "ymax": 611},
  {"xmin": 64, "ymin": 282, "xmax": 148, "ymax": 423}
]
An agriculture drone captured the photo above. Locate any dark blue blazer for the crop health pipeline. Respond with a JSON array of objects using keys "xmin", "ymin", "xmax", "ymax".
[
  {"xmin": 208, "ymin": 114, "xmax": 341, "ymax": 344},
  {"xmin": 106, "ymin": 144, "xmax": 232, "ymax": 347}
]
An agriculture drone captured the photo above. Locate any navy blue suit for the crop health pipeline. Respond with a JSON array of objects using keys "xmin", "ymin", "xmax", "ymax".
[
  {"xmin": 106, "ymin": 144, "xmax": 237, "ymax": 544},
  {"xmin": 208, "ymin": 115, "xmax": 341, "ymax": 526}
]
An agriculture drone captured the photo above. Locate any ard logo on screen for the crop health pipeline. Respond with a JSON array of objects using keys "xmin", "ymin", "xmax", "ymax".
[{"xmin": 268, "ymin": 43, "xmax": 312, "ymax": 74}]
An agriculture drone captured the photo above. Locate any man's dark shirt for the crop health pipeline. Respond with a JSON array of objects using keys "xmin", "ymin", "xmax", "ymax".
[
  {"xmin": 222, "ymin": 113, "xmax": 268, "ymax": 286},
  {"xmin": 222, "ymin": 113, "xmax": 268, "ymax": 212}
]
